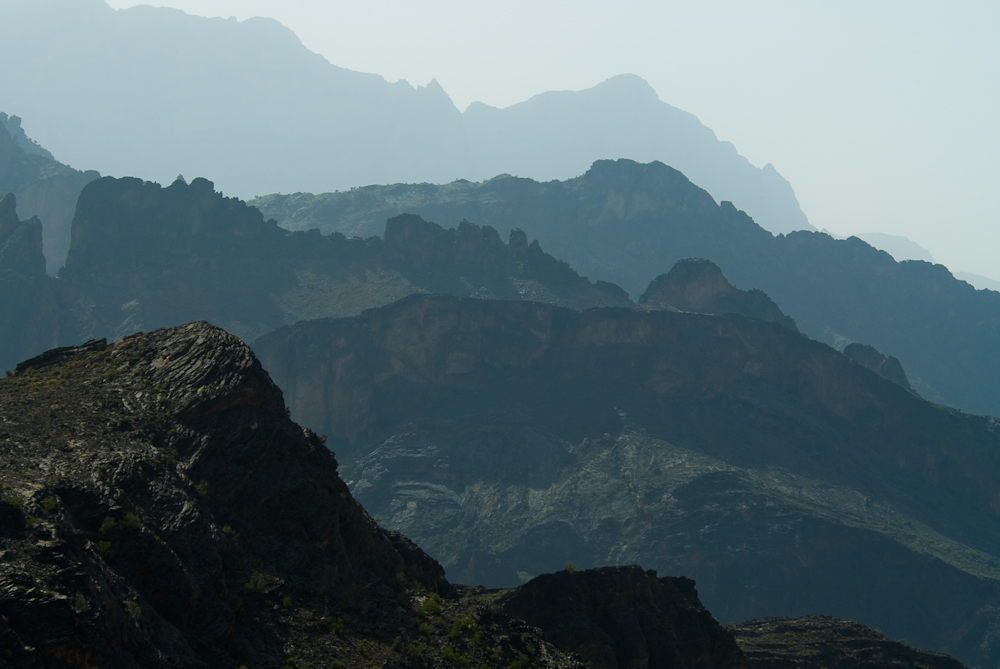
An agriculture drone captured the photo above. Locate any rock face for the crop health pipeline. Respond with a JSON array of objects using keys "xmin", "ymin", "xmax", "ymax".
[
  {"xmin": 0, "ymin": 112, "xmax": 100, "ymax": 273},
  {"xmin": 639, "ymin": 258, "xmax": 798, "ymax": 331},
  {"xmin": 501, "ymin": 566, "xmax": 749, "ymax": 669},
  {"xmin": 254, "ymin": 294, "xmax": 1000, "ymax": 667},
  {"xmin": 843, "ymin": 342, "xmax": 912, "ymax": 391},
  {"xmin": 254, "ymin": 158, "xmax": 1000, "ymax": 418},
  {"xmin": 0, "ymin": 194, "xmax": 60, "ymax": 371},
  {"xmin": 728, "ymin": 616, "xmax": 967, "ymax": 668},
  {"xmin": 50, "ymin": 176, "xmax": 630, "ymax": 351}
]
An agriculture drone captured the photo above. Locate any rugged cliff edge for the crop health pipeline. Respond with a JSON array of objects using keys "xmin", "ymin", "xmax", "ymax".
[{"xmin": 254, "ymin": 294, "xmax": 1000, "ymax": 667}]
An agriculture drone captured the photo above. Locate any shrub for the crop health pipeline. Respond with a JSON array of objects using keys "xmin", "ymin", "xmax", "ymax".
[
  {"xmin": 41, "ymin": 496, "xmax": 56, "ymax": 516},
  {"xmin": 563, "ymin": 562, "xmax": 577, "ymax": 572},
  {"xmin": 282, "ymin": 595, "xmax": 292, "ymax": 609},
  {"xmin": 243, "ymin": 571, "xmax": 267, "ymax": 596},
  {"xmin": 73, "ymin": 592, "xmax": 90, "ymax": 613},
  {"xmin": 419, "ymin": 622, "xmax": 433, "ymax": 637},
  {"xmin": 441, "ymin": 646, "xmax": 469, "ymax": 665}
]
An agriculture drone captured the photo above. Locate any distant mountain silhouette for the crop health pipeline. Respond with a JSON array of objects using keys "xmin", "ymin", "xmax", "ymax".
[
  {"xmin": 955, "ymin": 272, "xmax": 1000, "ymax": 292},
  {"xmin": 255, "ymin": 159, "xmax": 1000, "ymax": 418},
  {"xmin": 0, "ymin": 0, "xmax": 808, "ymax": 234},
  {"xmin": 853, "ymin": 232, "xmax": 935, "ymax": 263}
]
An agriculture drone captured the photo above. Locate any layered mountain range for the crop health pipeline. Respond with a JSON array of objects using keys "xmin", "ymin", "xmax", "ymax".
[
  {"xmin": 0, "ymin": 0, "xmax": 808, "ymax": 234},
  {"xmin": 4, "ymin": 321, "xmax": 960, "ymax": 668},
  {"xmin": 253, "ymin": 293, "xmax": 1000, "ymax": 666},
  {"xmin": 253, "ymin": 159, "xmax": 1000, "ymax": 417}
]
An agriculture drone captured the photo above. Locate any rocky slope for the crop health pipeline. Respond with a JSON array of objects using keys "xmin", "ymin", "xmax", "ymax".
[
  {"xmin": 843, "ymin": 343, "xmax": 912, "ymax": 391},
  {"xmin": 639, "ymin": 258, "xmax": 797, "ymax": 331},
  {"xmin": 253, "ymin": 158, "xmax": 1000, "ymax": 417},
  {"xmin": 0, "ymin": 112, "xmax": 100, "ymax": 273},
  {"xmin": 728, "ymin": 616, "xmax": 966, "ymax": 668},
  {"xmin": 0, "ymin": 321, "xmax": 601, "ymax": 668},
  {"xmin": 254, "ymin": 294, "xmax": 1000, "ymax": 667}
]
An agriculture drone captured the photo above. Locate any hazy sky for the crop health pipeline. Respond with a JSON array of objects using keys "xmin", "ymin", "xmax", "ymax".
[{"xmin": 103, "ymin": 0, "xmax": 999, "ymax": 279}]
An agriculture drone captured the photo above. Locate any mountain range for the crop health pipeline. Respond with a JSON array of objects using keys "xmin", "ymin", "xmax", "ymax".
[
  {"xmin": 0, "ymin": 0, "xmax": 808, "ymax": 235},
  {"xmin": 253, "ymin": 158, "xmax": 1000, "ymax": 418}
]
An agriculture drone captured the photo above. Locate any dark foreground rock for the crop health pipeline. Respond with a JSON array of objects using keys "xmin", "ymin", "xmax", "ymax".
[
  {"xmin": 728, "ymin": 616, "xmax": 967, "ymax": 668},
  {"xmin": 501, "ymin": 566, "xmax": 749, "ymax": 669},
  {"xmin": 0, "ymin": 322, "xmax": 587, "ymax": 668}
]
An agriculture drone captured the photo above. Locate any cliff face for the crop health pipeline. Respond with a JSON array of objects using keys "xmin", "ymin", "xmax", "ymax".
[
  {"xmin": 53, "ymin": 176, "xmax": 630, "ymax": 348},
  {"xmin": 254, "ymin": 294, "xmax": 1000, "ymax": 667},
  {"xmin": 501, "ymin": 566, "xmax": 749, "ymax": 669},
  {"xmin": 253, "ymin": 158, "xmax": 1000, "ymax": 418},
  {"xmin": 639, "ymin": 257, "xmax": 798, "ymax": 331},
  {"xmin": 0, "ymin": 194, "xmax": 59, "ymax": 371},
  {"xmin": 0, "ymin": 112, "xmax": 100, "ymax": 274}
]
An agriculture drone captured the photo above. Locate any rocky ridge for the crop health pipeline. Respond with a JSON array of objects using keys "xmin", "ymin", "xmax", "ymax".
[
  {"xmin": 639, "ymin": 258, "xmax": 797, "ymax": 331},
  {"xmin": 254, "ymin": 293, "xmax": 1000, "ymax": 667},
  {"xmin": 253, "ymin": 158, "xmax": 1000, "ymax": 418}
]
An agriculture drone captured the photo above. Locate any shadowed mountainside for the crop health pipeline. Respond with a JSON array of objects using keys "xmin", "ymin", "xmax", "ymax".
[
  {"xmin": 253, "ymin": 158, "xmax": 1000, "ymax": 417},
  {"xmin": 1, "ymin": 1, "xmax": 808, "ymax": 234},
  {"xmin": 0, "ymin": 175, "xmax": 631, "ymax": 372},
  {"xmin": 0, "ymin": 112, "xmax": 100, "ymax": 273},
  {"xmin": 253, "ymin": 294, "xmax": 1000, "ymax": 667}
]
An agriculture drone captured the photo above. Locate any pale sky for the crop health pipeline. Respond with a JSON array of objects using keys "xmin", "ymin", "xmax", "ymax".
[{"xmin": 103, "ymin": 0, "xmax": 1000, "ymax": 280}]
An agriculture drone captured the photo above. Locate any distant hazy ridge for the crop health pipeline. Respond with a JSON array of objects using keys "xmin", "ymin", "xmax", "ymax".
[{"xmin": 0, "ymin": 0, "xmax": 809, "ymax": 236}]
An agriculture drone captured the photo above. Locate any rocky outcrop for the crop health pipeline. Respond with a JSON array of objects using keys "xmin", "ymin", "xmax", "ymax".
[
  {"xmin": 843, "ymin": 342, "xmax": 912, "ymax": 391},
  {"xmin": 253, "ymin": 158, "xmax": 1000, "ymax": 418},
  {"xmin": 0, "ymin": 112, "xmax": 99, "ymax": 273},
  {"xmin": 501, "ymin": 566, "xmax": 749, "ymax": 669},
  {"xmin": 0, "ymin": 322, "xmax": 457, "ymax": 667},
  {"xmin": 53, "ymin": 176, "xmax": 631, "ymax": 347},
  {"xmin": 0, "ymin": 193, "xmax": 59, "ymax": 371},
  {"xmin": 728, "ymin": 616, "xmax": 967, "ymax": 668},
  {"xmin": 254, "ymin": 294, "xmax": 1000, "ymax": 667},
  {"xmin": 639, "ymin": 258, "xmax": 797, "ymax": 331}
]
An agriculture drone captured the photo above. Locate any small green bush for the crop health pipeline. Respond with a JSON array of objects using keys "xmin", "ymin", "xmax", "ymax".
[
  {"xmin": 282, "ymin": 595, "xmax": 292, "ymax": 609},
  {"xmin": 419, "ymin": 622, "xmax": 433, "ymax": 637},
  {"xmin": 563, "ymin": 562, "xmax": 577, "ymax": 572},
  {"xmin": 243, "ymin": 571, "xmax": 266, "ymax": 596},
  {"xmin": 441, "ymin": 646, "xmax": 469, "ymax": 665},
  {"xmin": 41, "ymin": 496, "xmax": 56, "ymax": 516}
]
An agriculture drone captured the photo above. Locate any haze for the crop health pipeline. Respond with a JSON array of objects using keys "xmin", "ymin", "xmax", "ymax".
[{"xmin": 66, "ymin": 1, "xmax": 1000, "ymax": 280}]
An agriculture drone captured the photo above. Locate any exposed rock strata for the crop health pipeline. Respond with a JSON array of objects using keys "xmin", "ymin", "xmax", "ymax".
[
  {"xmin": 639, "ymin": 257, "xmax": 797, "ymax": 331},
  {"xmin": 501, "ymin": 566, "xmax": 749, "ymax": 669},
  {"xmin": 254, "ymin": 294, "xmax": 1000, "ymax": 667}
]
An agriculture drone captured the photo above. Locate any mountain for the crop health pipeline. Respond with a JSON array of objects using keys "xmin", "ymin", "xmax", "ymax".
[
  {"xmin": 253, "ymin": 159, "xmax": 1000, "ymax": 418},
  {"xmin": 638, "ymin": 258, "xmax": 798, "ymax": 332},
  {"xmin": 0, "ymin": 194, "xmax": 60, "ymax": 371},
  {"xmin": 253, "ymin": 293, "xmax": 1000, "ymax": 667},
  {"xmin": 0, "ymin": 0, "xmax": 808, "ymax": 234},
  {"xmin": 50, "ymin": 175, "xmax": 627, "ymax": 349},
  {"xmin": 0, "ymin": 320, "xmax": 970, "ymax": 668},
  {"xmin": 853, "ymin": 232, "xmax": 936, "ymax": 263},
  {"xmin": 956, "ymin": 272, "xmax": 1000, "ymax": 293},
  {"xmin": 0, "ymin": 112, "xmax": 100, "ymax": 273}
]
